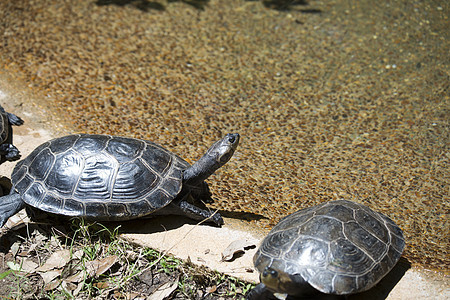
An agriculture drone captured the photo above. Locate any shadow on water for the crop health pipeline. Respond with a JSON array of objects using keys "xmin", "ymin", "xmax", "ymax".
[
  {"xmin": 167, "ymin": 0, "xmax": 210, "ymax": 10},
  {"xmin": 218, "ymin": 209, "xmax": 269, "ymax": 222},
  {"xmin": 95, "ymin": 0, "xmax": 166, "ymax": 11},
  {"xmin": 245, "ymin": 0, "xmax": 321, "ymax": 13},
  {"xmin": 94, "ymin": 0, "xmax": 210, "ymax": 11},
  {"xmin": 95, "ymin": 0, "xmax": 321, "ymax": 13}
]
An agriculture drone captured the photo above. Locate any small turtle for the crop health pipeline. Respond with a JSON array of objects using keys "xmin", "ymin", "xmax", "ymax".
[
  {"xmin": 0, "ymin": 105, "xmax": 24, "ymax": 164},
  {"xmin": 248, "ymin": 200, "xmax": 405, "ymax": 299},
  {"xmin": 0, "ymin": 133, "xmax": 239, "ymax": 228}
]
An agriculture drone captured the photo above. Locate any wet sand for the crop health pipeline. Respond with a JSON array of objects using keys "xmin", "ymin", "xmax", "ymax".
[{"xmin": 0, "ymin": 0, "xmax": 448, "ymax": 271}]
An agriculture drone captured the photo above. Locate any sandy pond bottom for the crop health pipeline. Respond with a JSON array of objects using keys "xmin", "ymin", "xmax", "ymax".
[{"xmin": 0, "ymin": 79, "xmax": 448, "ymax": 299}]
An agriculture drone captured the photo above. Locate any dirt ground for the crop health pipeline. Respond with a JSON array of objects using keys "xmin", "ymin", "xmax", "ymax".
[{"xmin": 0, "ymin": 0, "xmax": 448, "ymax": 295}]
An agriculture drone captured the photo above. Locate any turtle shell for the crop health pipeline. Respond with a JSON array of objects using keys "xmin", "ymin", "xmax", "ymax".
[
  {"xmin": 0, "ymin": 106, "xmax": 11, "ymax": 144},
  {"xmin": 253, "ymin": 200, "xmax": 405, "ymax": 295},
  {"xmin": 11, "ymin": 134, "xmax": 190, "ymax": 220}
]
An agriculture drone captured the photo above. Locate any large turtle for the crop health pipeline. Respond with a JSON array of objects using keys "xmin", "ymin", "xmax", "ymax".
[
  {"xmin": 0, "ymin": 104, "xmax": 24, "ymax": 165},
  {"xmin": 248, "ymin": 200, "xmax": 405, "ymax": 299},
  {"xmin": 0, "ymin": 133, "xmax": 239, "ymax": 228}
]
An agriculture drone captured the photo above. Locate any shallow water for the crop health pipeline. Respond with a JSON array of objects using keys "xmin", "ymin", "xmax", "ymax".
[{"xmin": 0, "ymin": 0, "xmax": 448, "ymax": 271}]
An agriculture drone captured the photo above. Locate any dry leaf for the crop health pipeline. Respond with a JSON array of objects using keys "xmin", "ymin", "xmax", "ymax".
[
  {"xmin": 49, "ymin": 235, "xmax": 62, "ymax": 248},
  {"xmin": 4, "ymin": 208, "xmax": 30, "ymax": 230},
  {"xmin": 36, "ymin": 249, "xmax": 71, "ymax": 272},
  {"xmin": 72, "ymin": 281, "xmax": 84, "ymax": 296},
  {"xmin": 38, "ymin": 269, "xmax": 62, "ymax": 284},
  {"xmin": 28, "ymin": 229, "xmax": 48, "ymax": 253},
  {"xmin": 72, "ymin": 249, "xmax": 84, "ymax": 260},
  {"xmin": 94, "ymin": 281, "xmax": 110, "ymax": 289},
  {"xmin": 65, "ymin": 270, "xmax": 86, "ymax": 283},
  {"xmin": 44, "ymin": 278, "xmax": 62, "ymax": 291},
  {"xmin": 114, "ymin": 290, "xmax": 146, "ymax": 299},
  {"xmin": 148, "ymin": 276, "xmax": 179, "ymax": 300},
  {"xmin": 221, "ymin": 239, "xmax": 256, "ymax": 262},
  {"xmin": 85, "ymin": 255, "xmax": 118, "ymax": 277},
  {"xmin": 205, "ymin": 285, "xmax": 217, "ymax": 293},
  {"xmin": 10, "ymin": 242, "xmax": 20, "ymax": 257},
  {"xmin": 63, "ymin": 281, "xmax": 78, "ymax": 291},
  {"xmin": 8, "ymin": 258, "xmax": 38, "ymax": 273}
]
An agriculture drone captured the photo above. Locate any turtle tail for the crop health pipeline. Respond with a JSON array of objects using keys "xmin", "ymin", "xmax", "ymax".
[{"xmin": 0, "ymin": 192, "xmax": 24, "ymax": 228}]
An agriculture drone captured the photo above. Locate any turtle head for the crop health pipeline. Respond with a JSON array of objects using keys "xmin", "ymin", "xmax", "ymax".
[
  {"xmin": 208, "ymin": 133, "xmax": 240, "ymax": 165},
  {"xmin": 260, "ymin": 266, "xmax": 312, "ymax": 297},
  {"xmin": 183, "ymin": 133, "xmax": 239, "ymax": 187},
  {"xmin": 260, "ymin": 267, "xmax": 282, "ymax": 292}
]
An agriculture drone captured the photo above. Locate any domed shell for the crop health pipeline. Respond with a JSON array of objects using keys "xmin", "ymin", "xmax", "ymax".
[
  {"xmin": 11, "ymin": 134, "xmax": 190, "ymax": 220},
  {"xmin": 0, "ymin": 107, "xmax": 10, "ymax": 144},
  {"xmin": 254, "ymin": 200, "xmax": 405, "ymax": 295}
]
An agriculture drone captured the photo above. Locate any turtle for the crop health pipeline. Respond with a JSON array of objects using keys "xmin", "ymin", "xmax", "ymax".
[
  {"xmin": 0, "ymin": 133, "xmax": 240, "ymax": 228},
  {"xmin": 247, "ymin": 200, "xmax": 405, "ymax": 299},
  {"xmin": 0, "ymin": 104, "xmax": 24, "ymax": 165}
]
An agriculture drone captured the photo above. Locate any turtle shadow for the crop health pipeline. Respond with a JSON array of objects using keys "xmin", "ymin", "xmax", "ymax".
[
  {"xmin": 347, "ymin": 257, "xmax": 411, "ymax": 300},
  {"xmin": 117, "ymin": 209, "xmax": 268, "ymax": 234},
  {"xmin": 0, "ymin": 208, "xmax": 266, "ymax": 246},
  {"xmin": 281, "ymin": 257, "xmax": 411, "ymax": 300},
  {"xmin": 95, "ymin": 0, "xmax": 210, "ymax": 11},
  {"xmin": 118, "ymin": 214, "xmax": 224, "ymax": 235},
  {"xmin": 95, "ymin": 0, "xmax": 166, "ymax": 11}
]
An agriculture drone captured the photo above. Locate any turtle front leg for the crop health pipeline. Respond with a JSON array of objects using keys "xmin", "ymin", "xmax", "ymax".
[
  {"xmin": 0, "ymin": 193, "xmax": 25, "ymax": 228},
  {"xmin": 246, "ymin": 283, "xmax": 278, "ymax": 300},
  {"xmin": 178, "ymin": 200, "xmax": 224, "ymax": 226}
]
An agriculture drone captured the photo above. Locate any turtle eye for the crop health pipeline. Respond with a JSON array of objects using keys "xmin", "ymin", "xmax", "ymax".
[
  {"xmin": 262, "ymin": 267, "xmax": 278, "ymax": 279},
  {"xmin": 226, "ymin": 133, "xmax": 239, "ymax": 145}
]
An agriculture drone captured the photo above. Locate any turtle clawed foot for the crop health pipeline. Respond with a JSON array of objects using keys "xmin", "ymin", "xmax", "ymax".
[
  {"xmin": 179, "ymin": 200, "xmax": 224, "ymax": 226},
  {"xmin": 7, "ymin": 112, "xmax": 24, "ymax": 126},
  {"xmin": 209, "ymin": 212, "xmax": 224, "ymax": 226},
  {"xmin": 0, "ymin": 144, "xmax": 21, "ymax": 161}
]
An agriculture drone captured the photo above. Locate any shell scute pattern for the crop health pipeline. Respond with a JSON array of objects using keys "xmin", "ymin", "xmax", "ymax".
[
  {"xmin": 112, "ymin": 160, "xmax": 158, "ymax": 200},
  {"xmin": 11, "ymin": 134, "xmax": 186, "ymax": 220},
  {"xmin": 72, "ymin": 134, "xmax": 109, "ymax": 156},
  {"xmin": 140, "ymin": 142, "xmax": 173, "ymax": 175},
  {"xmin": 13, "ymin": 171, "xmax": 33, "ymax": 196},
  {"xmin": 75, "ymin": 152, "xmax": 117, "ymax": 200},
  {"xmin": 104, "ymin": 202, "xmax": 128, "ymax": 217},
  {"xmin": 329, "ymin": 238, "xmax": 373, "ymax": 273},
  {"xmin": 39, "ymin": 194, "xmax": 63, "ymax": 214},
  {"xmin": 46, "ymin": 149, "xmax": 84, "ymax": 196},
  {"xmin": 343, "ymin": 221, "xmax": 387, "ymax": 261},
  {"xmin": 314, "ymin": 202, "xmax": 355, "ymax": 222},
  {"xmin": 48, "ymin": 134, "xmax": 78, "ymax": 153},
  {"xmin": 106, "ymin": 136, "xmax": 144, "ymax": 163},
  {"xmin": 354, "ymin": 209, "xmax": 389, "ymax": 243},
  {"xmin": 63, "ymin": 198, "xmax": 84, "ymax": 216},
  {"xmin": 309, "ymin": 270, "xmax": 338, "ymax": 294},
  {"xmin": 28, "ymin": 148, "xmax": 55, "ymax": 181},
  {"xmin": 254, "ymin": 200, "xmax": 405, "ymax": 295},
  {"xmin": 285, "ymin": 238, "xmax": 328, "ymax": 268},
  {"xmin": 300, "ymin": 216, "xmax": 344, "ymax": 242},
  {"xmin": 332, "ymin": 275, "xmax": 354, "ymax": 294},
  {"xmin": 23, "ymin": 181, "xmax": 46, "ymax": 206},
  {"xmin": 263, "ymin": 228, "xmax": 299, "ymax": 258}
]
